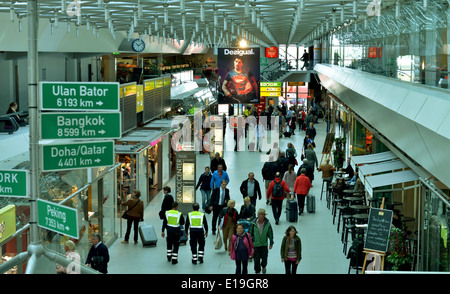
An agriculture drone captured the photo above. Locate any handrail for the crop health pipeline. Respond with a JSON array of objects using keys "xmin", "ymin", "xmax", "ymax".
[{"xmin": 0, "ymin": 114, "xmax": 20, "ymax": 133}]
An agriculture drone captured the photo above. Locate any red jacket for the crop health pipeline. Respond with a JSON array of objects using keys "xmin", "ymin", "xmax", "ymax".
[
  {"xmin": 267, "ymin": 177, "xmax": 290, "ymax": 200},
  {"xmin": 293, "ymin": 174, "xmax": 312, "ymax": 195}
]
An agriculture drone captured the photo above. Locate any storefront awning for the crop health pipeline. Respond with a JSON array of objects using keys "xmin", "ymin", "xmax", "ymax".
[
  {"xmin": 351, "ymin": 151, "xmax": 397, "ymax": 169},
  {"xmin": 115, "ymin": 129, "xmax": 166, "ymax": 154},
  {"xmin": 358, "ymin": 159, "xmax": 408, "ymax": 181},
  {"xmin": 365, "ymin": 169, "xmax": 420, "ymax": 197}
]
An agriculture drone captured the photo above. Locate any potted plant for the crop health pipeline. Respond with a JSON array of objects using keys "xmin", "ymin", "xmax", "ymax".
[
  {"xmin": 386, "ymin": 226, "xmax": 413, "ymax": 271},
  {"xmin": 332, "ymin": 136, "xmax": 346, "ymax": 169}
]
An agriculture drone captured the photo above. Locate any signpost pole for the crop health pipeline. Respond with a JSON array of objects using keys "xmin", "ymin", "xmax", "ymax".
[{"xmin": 28, "ymin": 0, "xmax": 40, "ymax": 245}]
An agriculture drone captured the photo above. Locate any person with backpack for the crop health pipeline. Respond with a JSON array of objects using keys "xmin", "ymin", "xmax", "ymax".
[{"xmin": 266, "ymin": 172, "xmax": 290, "ymax": 225}]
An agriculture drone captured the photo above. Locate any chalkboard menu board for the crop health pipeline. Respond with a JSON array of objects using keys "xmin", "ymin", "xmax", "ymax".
[
  {"xmin": 364, "ymin": 208, "xmax": 393, "ymax": 253},
  {"xmin": 322, "ymin": 132, "xmax": 335, "ymax": 154}
]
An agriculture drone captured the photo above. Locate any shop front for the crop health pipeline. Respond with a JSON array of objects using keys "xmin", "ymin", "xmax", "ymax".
[
  {"xmin": 115, "ymin": 129, "xmax": 167, "ymax": 207},
  {"xmin": 0, "ymin": 164, "xmax": 120, "ymax": 274},
  {"xmin": 142, "ymin": 117, "xmax": 186, "ymax": 182}
]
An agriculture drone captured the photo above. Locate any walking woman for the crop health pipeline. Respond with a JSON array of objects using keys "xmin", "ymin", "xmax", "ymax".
[
  {"xmin": 118, "ymin": 189, "xmax": 144, "ymax": 244},
  {"xmin": 218, "ymin": 199, "xmax": 239, "ymax": 254},
  {"xmin": 230, "ymin": 223, "xmax": 254, "ymax": 274},
  {"xmin": 281, "ymin": 225, "xmax": 302, "ymax": 274}
]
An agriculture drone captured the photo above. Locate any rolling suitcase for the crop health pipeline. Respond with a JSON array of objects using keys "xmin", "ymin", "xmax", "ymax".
[
  {"xmin": 286, "ymin": 199, "xmax": 298, "ymax": 222},
  {"xmin": 139, "ymin": 224, "xmax": 158, "ymax": 246},
  {"xmin": 307, "ymin": 194, "xmax": 316, "ymax": 213},
  {"xmin": 284, "ymin": 131, "xmax": 292, "ymax": 138},
  {"xmin": 179, "ymin": 225, "xmax": 188, "ymax": 245}
]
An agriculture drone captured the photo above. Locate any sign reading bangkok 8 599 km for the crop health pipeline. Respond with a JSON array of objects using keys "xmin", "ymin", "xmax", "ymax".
[{"xmin": 40, "ymin": 81, "xmax": 120, "ymax": 111}]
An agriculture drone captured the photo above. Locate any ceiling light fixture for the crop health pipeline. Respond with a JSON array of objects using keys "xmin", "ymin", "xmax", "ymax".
[{"xmin": 239, "ymin": 38, "xmax": 248, "ymax": 48}]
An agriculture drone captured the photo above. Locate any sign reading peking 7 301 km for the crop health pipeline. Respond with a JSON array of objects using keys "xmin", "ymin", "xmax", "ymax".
[
  {"xmin": 40, "ymin": 82, "xmax": 120, "ymax": 111},
  {"xmin": 41, "ymin": 141, "xmax": 115, "ymax": 172}
]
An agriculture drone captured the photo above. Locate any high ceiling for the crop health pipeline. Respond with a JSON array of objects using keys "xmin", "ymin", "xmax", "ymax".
[{"xmin": 0, "ymin": 0, "xmax": 398, "ymax": 47}]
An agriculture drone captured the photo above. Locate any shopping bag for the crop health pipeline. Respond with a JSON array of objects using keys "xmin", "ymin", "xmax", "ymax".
[{"xmin": 214, "ymin": 230, "xmax": 223, "ymax": 250}]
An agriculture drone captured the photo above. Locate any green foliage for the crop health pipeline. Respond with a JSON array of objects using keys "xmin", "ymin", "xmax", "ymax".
[
  {"xmin": 386, "ymin": 227, "xmax": 413, "ymax": 271},
  {"xmin": 332, "ymin": 137, "xmax": 346, "ymax": 169}
]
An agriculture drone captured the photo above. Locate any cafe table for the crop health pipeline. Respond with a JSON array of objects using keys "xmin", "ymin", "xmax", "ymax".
[{"xmin": 350, "ymin": 204, "xmax": 370, "ymax": 213}]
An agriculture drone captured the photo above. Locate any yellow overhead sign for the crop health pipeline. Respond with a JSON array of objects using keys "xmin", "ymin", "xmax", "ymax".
[
  {"xmin": 260, "ymin": 87, "xmax": 281, "ymax": 92},
  {"xmin": 260, "ymin": 91, "xmax": 281, "ymax": 97}
]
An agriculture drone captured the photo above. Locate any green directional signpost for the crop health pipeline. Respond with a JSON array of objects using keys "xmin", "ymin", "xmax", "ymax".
[
  {"xmin": 0, "ymin": 170, "xmax": 29, "ymax": 197},
  {"xmin": 40, "ymin": 112, "xmax": 121, "ymax": 140},
  {"xmin": 40, "ymin": 82, "xmax": 120, "ymax": 111},
  {"xmin": 41, "ymin": 141, "xmax": 115, "ymax": 172},
  {"xmin": 37, "ymin": 199, "xmax": 78, "ymax": 239}
]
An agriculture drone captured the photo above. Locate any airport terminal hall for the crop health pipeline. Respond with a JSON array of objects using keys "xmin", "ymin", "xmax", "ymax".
[{"xmin": 1, "ymin": 0, "xmax": 450, "ymax": 279}]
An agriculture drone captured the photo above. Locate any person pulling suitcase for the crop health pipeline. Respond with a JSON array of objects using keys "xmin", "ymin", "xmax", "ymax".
[
  {"xmin": 162, "ymin": 201, "xmax": 185, "ymax": 264},
  {"xmin": 293, "ymin": 169, "xmax": 312, "ymax": 216},
  {"xmin": 185, "ymin": 202, "xmax": 209, "ymax": 264}
]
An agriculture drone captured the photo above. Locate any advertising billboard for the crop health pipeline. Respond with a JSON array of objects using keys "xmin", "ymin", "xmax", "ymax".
[{"xmin": 218, "ymin": 47, "xmax": 260, "ymax": 104}]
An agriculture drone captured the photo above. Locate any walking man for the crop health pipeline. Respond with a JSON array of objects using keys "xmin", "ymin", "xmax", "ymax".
[
  {"xmin": 239, "ymin": 172, "xmax": 262, "ymax": 207},
  {"xmin": 249, "ymin": 209, "xmax": 274, "ymax": 274},
  {"xmin": 185, "ymin": 203, "xmax": 208, "ymax": 264},
  {"xmin": 266, "ymin": 172, "xmax": 290, "ymax": 225},
  {"xmin": 210, "ymin": 164, "xmax": 230, "ymax": 190},
  {"xmin": 208, "ymin": 179, "xmax": 230, "ymax": 235},
  {"xmin": 195, "ymin": 167, "xmax": 212, "ymax": 211},
  {"xmin": 162, "ymin": 202, "xmax": 185, "ymax": 264}
]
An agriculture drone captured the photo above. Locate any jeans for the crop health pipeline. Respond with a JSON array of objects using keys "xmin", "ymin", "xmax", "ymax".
[
  {"xmin": 284, "ymin": 260, "xmax": 298, "ymax": 274},
  {"xmin": 253, "ymin": 246, "xmax": 268, "ymax": 273},
  {"xmin": 296, "ymin": 194, "xmax": 307, "ymax": 214},
  {"xmin": 271, "ymin": 198, "xmax": 283, "ymax": 222},
  {"xmin": 200, "ymin": 189, "xmax": 211, "ymax": 210},
  {"xmin": 124, "ymin": 218, "xmax": 140, "ymax": 242},
  {"xmin": 236, "ymin": 260, "xmax": 249, "ymax": 274}
]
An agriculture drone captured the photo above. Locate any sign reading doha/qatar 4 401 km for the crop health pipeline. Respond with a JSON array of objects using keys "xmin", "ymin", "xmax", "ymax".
[
  {"xmin": 37, "ymin": 199, "xmax": 78, "ymax": 239},
  {"xmin": 41, "ymin": 141, "xmax": 114, "ymax": 172},
  {"xmin": 40, "ymin": 81, "xmax": 120, "ymax": 111}
]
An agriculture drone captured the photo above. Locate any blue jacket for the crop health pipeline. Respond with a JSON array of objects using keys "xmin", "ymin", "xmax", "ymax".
[{"xmin": 210, "ymin": 170, "xmax": 230, "ymax": 189}]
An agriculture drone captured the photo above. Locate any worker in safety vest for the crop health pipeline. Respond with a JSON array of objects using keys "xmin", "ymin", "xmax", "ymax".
[
  {"xmin": 185, "ymin": 202, "xmax": 209, "ymax": 264},
  {"xmin": 162, "ymin": 201, "xmax": 185, "ymax": 264}
]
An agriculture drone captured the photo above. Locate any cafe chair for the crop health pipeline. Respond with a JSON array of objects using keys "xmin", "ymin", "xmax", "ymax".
[
  {"xmin": 347, "ymin": 236, "xmax": 365, "ymax": 274},
  {"xmin": 320, "ymin": 177, "xmax": 333, "ymax": 201}
]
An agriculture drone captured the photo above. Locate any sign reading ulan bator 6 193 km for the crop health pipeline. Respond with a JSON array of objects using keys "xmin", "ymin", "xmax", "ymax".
[{"xmin": 40, "ymin": 82, "xmax": 120, "ymax": 111}]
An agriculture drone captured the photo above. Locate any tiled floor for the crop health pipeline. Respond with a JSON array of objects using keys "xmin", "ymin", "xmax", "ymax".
[{"xmin": 108, "ymin": 118, "xmax": 352, "ymax": 274}]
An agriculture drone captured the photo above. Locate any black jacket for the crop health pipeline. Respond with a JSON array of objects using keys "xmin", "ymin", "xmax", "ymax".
[
  {"xmin": 208, "ymin": 187, "xmax": 230, "ymax": 207},
  {"xmin": 159, "ymin": 194, "xmax": 174, "ymax": 219},
  {"xmin": 240, "ymin": 179, "xmax": 262, "ymax": 200},
  {"xmin": 298, "ymin": 164, "xmax": 314, "ymax": 181},
  {"xmin": 276, "ymin": 156, "xmax": 290, "ymax": 176},
  {"xmin": 196, "ymin": 172, "xmax": 212, "ymax": 191},
  {"xmin": 86, "ymin": 242, "xmax": 110, "ymax": 274},
  {"xmin": 210, "ymin": 157, "xmax": 227, "ymax": 172},
  {"xmin": 262, "ymin": 161, "xmax": 278, "ymax": 181}
]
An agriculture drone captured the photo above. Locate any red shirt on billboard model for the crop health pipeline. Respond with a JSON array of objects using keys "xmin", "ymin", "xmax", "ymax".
[
  {"xmin": 221, "ymin": 57, "xmax": 259, "ymax": 103},
  {"xmin": 225, "ymin": 69, "xmax": 255, "ymax": 95}
]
